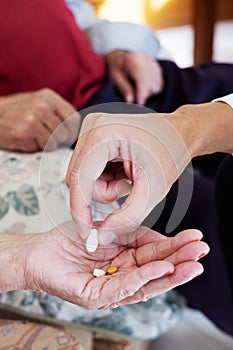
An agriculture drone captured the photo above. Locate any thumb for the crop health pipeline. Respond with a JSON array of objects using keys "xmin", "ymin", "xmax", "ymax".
[{"xmin": 98, "ymin": 176, "xmax": 153, "ymax": 245}]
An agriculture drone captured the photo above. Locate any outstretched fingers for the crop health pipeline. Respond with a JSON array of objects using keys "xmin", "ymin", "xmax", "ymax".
[
  {"xmin": 112, "ymin": 261, "xmax": 204, "ymax": 307},
  {"xmin": 135, "ymin": 229, "xmax": 207, "ymax": 266},
  {"xmin": 165, "ymin": 240, "xmax": 209, "ymax": 265}
]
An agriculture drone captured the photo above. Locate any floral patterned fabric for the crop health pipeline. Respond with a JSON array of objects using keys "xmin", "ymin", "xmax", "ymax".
[{"xmin": 0, "ymin": 148, "xmax": 185, "ymax": 340}]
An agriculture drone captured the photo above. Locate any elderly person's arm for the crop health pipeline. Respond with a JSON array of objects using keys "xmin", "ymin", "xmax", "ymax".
[{"xmin": 0, "ymin": 222, "xmax": 208, "ymax": 308}]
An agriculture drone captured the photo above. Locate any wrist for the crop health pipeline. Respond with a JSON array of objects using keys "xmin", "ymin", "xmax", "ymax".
[
  {"xmin": 164, "ymin": 103, "xmax": 221, "ymax": 159},
  {"xmin": 164, "ymin": 110, "xmax": 201, "ymax": 159},
  {"xmin": 166, "ymin": 102, "xmax": 233, "ymax": 157},
  {"xmin": 148, "ymin": 112, "xmax": 194, "ymax": 175},
  {"xmin": 0, "ymin": 233, "xmax": 40, "ymax": 292}
]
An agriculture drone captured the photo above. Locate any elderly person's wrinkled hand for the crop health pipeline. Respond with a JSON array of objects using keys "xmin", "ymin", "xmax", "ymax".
[
  {"xmin": 0, "ymin": 222, "xmax": 209, "ymax": 309},
  {"xmin": 0, "ymin": 88, "xmax": 78, "ymax": 152},
  {"xmin": 106, "ymin": 50, "xmax": 164, "ymax": 105}
]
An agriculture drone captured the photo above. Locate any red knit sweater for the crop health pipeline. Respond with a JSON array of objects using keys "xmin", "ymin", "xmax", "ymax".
[{"xmin": 0, "ymin": 0, "xmax": 106, "ymax": 109}]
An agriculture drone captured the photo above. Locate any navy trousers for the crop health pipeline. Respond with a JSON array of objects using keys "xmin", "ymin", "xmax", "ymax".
[{"xmin": 85, "ymin": 60, "xmax": 233, "ymax": 335}]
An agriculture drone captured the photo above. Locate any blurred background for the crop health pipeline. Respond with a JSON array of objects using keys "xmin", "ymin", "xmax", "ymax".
[{"xmin": 88, "ymin": 0, "xmax": 233, "ymax": 67}]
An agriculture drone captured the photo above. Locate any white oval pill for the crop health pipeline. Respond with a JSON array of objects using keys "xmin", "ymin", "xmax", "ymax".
[
  {"xmin": 93, "ymin": 268, "xmax": 106, "ymax": 277},
  {"xmin": 86, "ymin": 228, "xmax": 98, "ymax": 252}
]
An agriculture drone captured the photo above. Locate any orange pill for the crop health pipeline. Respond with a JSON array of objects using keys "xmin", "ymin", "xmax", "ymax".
[{"xmin": 107, "ymin": 266, "xmax": 118, "ymax": 275}]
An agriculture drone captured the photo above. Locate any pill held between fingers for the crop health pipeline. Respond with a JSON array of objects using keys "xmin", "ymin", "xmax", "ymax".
[
  {"xmin": 86, "ymin": 228, "xmax": 98, "ymax": 252},
  {"xmin": 93, "ymin": 268, "xmax": 106, "ymax": 277}
]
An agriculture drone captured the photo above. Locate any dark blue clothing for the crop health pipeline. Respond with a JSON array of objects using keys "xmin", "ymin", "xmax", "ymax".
[{"xmin": 87, "ymin": 60, "xmax": 233, "ymax": 112}]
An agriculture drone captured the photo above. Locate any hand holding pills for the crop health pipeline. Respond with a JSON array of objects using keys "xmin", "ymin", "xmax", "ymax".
[
  {"xmin": 13, "ymin": 221, "xmax": 208, "ymax": 309},
  {"xmin": 46, "ymin": 221, "xmax": 210, "ymax": 309}
]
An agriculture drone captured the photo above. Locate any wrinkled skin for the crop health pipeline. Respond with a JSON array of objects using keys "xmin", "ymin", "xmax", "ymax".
[
  {"xmin": 0, "ymin": 88, "xmax": 78, "ymax": 152},
  {"xmin": 17, "ymin": 222, "xmax": 209, "ymax": 309},
  {"xmin": 106, "ymin": 50, "xmax": 164, "ymax": 105}
]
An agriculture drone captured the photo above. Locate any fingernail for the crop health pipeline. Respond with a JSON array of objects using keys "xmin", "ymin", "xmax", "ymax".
[
  {"xmin": 99, "ymin": 231, "xmax": 117, "ymax": 246},
  {"xmin": 195, "ymin": 271, "xmax": 203, "ymax": 278},
  {"xmin": 197, "ymin": 252, "xmax": 207, "ymax": 260},
  {"xmin": 164, "ymin": 271, "xmax": 173, "ymax": 276}
]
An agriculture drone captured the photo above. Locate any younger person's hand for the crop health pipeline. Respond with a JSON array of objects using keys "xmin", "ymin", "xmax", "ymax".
[{"xmin": 67, "ymin": 112, "xmax": 190, "ymax": 242}]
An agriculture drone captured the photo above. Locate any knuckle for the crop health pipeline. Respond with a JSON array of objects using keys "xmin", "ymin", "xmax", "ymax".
[
  {"xmin": 36, "ymin": 88, "xmax": 57, "ymax": 103},
  {"xmin": 68, "ymin": 167, "xmax": 80, "ymax": 187},
  {"xmin": 10, "ymin": 128, "xmax": 28, "ymax": 141},
  {"xmin": 24, "ymin": 113, "xmax": 37, "ymax": 125},
  {"xmin": 177, "ymin": 104, "xmax": 194, "ymax": 112},
  {"xmin": 39, "ymin": 87, "xmax": 54, "ymax": 96},
  {"xmin": 119, "ymin": 285, "xmax": 134, "ymax": 299},
  {"xmin": 136, "ymin": 290, "xmax": 148, "ymax": 302},
  {"xmin": 35, "ymin": 103, "xmax": 50, "ymax": 114},
  {"xmin": 85, "ymin": 112, "xmax": 100, "ymax": 120}
]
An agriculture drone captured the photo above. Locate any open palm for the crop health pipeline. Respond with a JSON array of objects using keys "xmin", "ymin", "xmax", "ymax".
[{"xmin": 25, "ymin": 221, "xmax": 209, "ymax": 309}]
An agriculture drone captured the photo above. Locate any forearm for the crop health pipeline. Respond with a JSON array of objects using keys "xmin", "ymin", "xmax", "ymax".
[
  {"xmin": 0, "ymin": 233, "xmax": 31, "ymax": 292},
  {"xmin": 165, "ymin": 100, "xmax": 233, "ymax": 159}
]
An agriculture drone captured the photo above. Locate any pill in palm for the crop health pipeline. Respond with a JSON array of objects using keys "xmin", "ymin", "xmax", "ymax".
[
  {"xmin": 86, "ymin": 228, "xmax": 98, "ymax": 252},
  {"xmin": 106, "ymin": 265, "xmax": 118, "ymax": 275},
  {"xmin": 93, "ymin": 268, "xmax": 106, "ymax": 277}
]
